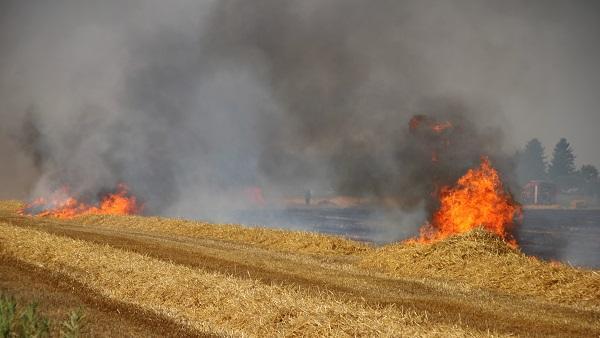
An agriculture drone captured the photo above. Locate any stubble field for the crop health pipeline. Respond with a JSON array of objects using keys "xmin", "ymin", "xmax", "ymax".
[{"xmin": 0, "ymin": 200, "xmax": 598, "ymax": 337}]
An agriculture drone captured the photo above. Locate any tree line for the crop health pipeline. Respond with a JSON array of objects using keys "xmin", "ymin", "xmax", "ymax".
[{"xmin": 514, "ymin": 138, "xmax": 599, "ymax": 196}]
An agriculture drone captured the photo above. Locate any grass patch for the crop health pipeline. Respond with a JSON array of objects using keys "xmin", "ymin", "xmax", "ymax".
[
  {"xmin": 60, "ymin": 308, "xmax": 86, "ymax": 338},
  {"xmin": 1, "ymin": 293, "xmax": 50, "ymax": 338},
  {"xmin": 0, "ymin": 293, "xmax": 86, "ymax": 338}
]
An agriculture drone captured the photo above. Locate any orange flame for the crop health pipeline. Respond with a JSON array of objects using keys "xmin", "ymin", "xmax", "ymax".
[
  {"xmin": 430, "ymin": 121, "xmax": 452, "ymax": 133},
  {"xmin": 413, "ymin": 157, "xmax": 521, "ymax": 245},
  {"xmin": 20, "ymin": 184, "xmax": 142, "ymax": 219},
  {"xmin": 408, "ymin": 115, "xmax": 453, "ymax": 134}
]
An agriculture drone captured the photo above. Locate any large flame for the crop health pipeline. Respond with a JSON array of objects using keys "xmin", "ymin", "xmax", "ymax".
[
  {"xmin": 20, "ymin": 184, "xmax": 142, "ymax": 219},
  {"xmin": 414, "ymin": 157, "xmax": 521, "ymax": 245}
]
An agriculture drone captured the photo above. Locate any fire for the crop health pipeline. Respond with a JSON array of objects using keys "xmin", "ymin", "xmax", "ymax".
[
  {"xmin": 430, "ymin": 121, "xmax": 452, "ymax": 133},
  {"xmin": 20, "ymin": 184, "xmax": 142, "ymax": 219},
  {"xmin": 414, "ymin": 157, "xmax": 521, "ymax": 245},
  {"xmin": 244, "ymin": 186, "xmax": 266, "ymax": 206},
  {"xmin": 409, "ymin": 115, "xmax": 453, "ymax": 134}
]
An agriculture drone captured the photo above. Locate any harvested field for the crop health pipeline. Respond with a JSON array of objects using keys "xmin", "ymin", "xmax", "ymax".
[
  {"xmin": 0, "ymin": 258, "xmax": 191, "ymax": 338},
  {"xmin": 360, "ymin": 229, "xmax": 600, "ymax": 307},
  {"xmin": 0, "ymin": 200, "xmax": 599, "ymax": 337},
  {"xmin": 0, "ymin": 224, "xmax": 479, "ymax": 337},
  {"xmin": 72, "ymin": 214, "xmax": 370, "ymax": 256}
]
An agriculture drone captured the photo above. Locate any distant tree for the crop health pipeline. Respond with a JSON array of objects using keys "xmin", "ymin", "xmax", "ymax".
[
  {"xmin": 548, "ymin": 138, "xmax": 576, "ymax": 182},
  {"xmin": 579, "ymin": 164, "xmax": 599, "ymax": 182},
  {"xmin": 516, "ymin": 138, "xmax": 547, "ymax": 185},
  {"xmin": 576, "ymin": 164, "xmax": 600, "ymax": 197}
]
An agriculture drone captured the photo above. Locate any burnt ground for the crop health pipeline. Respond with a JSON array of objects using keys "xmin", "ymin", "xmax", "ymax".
[
  {"xmin": 220, "ymin": 208, "xmax": 600, "ymax": 268},
  {"xmin": 516, "ymin": 209, "xmax": 600, "ymax": 268}
]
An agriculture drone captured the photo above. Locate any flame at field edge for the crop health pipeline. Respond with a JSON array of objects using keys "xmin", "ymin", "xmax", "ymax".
[
  {"xmin": 410, "ymin": 157, "xmax": 521, "ymax": 247},
  {"xmin": 19, "ymin": 184, "xmax": 142, "ymax": 219}
]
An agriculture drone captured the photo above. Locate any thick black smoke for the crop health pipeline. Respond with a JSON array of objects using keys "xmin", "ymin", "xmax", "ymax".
[
  {"xmin": 202, "ymin": 0, "xmax": 511, "ymax": 214},
  {"xmin": 2, "ymin": 0, "xmax": 582, "ymax": 218}
]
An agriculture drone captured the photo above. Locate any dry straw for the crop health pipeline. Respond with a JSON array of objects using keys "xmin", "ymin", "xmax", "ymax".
[
  {"xmin": 3, "ymin": 200, "xmax": 599, "ymax": 311},
  {"xmin": 71, "ymin": 214, "xmax": 370, "ymax": 256},
  {"xmin": 0, "ymin": 223, "xmax": 488, "ymax": 337},
  {"xmin": 0, "ymin": 200, "xmax": 22, "ymax": 214},
  {"xmin": 360, "ymin": 229, "xmax": 600, "ymax": 308},
  {"xmin": 2, "ymin": 200, "xmax": 368, "ymax": 256}
]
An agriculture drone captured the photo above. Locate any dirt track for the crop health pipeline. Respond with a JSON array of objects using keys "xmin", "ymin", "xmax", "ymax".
[{"xmin": 1, "ymin": 213, "xmax": 599, "ymax": 337}]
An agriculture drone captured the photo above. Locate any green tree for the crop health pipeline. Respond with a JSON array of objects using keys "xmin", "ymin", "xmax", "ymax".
[
  {"xmin": 548, "ymin": 138, "xmax": 576, "ymax": 181},
  {"xmin": 578, "ymin": 164, "xmax": 600, "ymax": 197},
  {"xmin": 516, "ymin": 138, "xmax": 547, "ymax": 185},
  {"xmin": 579, "ymin": 164, "xmax": 599, "ymax": 182}
]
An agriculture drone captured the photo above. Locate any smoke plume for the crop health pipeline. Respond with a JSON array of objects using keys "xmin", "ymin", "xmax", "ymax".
[{"xmin": 3, "ymin": 0, "xmax": 595, "ymax": 221}]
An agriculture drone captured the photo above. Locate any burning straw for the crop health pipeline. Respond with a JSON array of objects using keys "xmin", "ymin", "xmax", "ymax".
[{"xmin": 411, "ymin": 157, "xmax": 521, "ymax": 246}]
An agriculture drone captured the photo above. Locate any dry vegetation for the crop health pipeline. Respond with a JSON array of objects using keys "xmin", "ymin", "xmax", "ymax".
[
  {"xmin": 72, "ymin": 214, "xmax": 370, "ymax": 256},
  {"xmin": 1, "ymin": 200, "xmax": 599, "ymax": 337},
  {"xmin": 0, "ymin": 200, "xmax": 21, "ymax": 215},
  {"xmin": 361, "ymin": 229, "xmax": 600, "ymax": 308},
  {"xmin": 0, "ymin": 223, "xmax": 482, "ymax": 337},
  {"xmin": 4, "ymin": 200, "xmax": 368, "ymax": 256}
]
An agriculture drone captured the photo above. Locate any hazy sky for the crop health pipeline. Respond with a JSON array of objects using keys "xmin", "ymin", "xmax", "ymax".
[
  {"xmin": 373, "ymin": 0, "xmax": 600, "ymax": 168},
  {"xmin": 464, "ymin": 1, "xmax": 600, "ymax": 168}
]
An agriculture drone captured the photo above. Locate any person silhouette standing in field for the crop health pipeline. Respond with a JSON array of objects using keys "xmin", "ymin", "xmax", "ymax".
[{"xmin": 304, "ymin": 189, "xmax": 312, "ymax": 205}]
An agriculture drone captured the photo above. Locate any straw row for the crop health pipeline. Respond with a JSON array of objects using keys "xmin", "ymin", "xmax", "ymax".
[{"xmin": 0, "ymin": 222, "xmax": 487, "ymax": 337}]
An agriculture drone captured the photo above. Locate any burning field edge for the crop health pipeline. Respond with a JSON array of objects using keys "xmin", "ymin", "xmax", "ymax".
[
  {"xmin": 47, "ymin": 216, "xmax": 600, "ymax": 308},
  {"xmin": 0, "ymin": 200, "xmax": 599, "ymax": 336},
  {"xmin": 2, "ymin": 199, "xmax": 599, "ymax": 308}
]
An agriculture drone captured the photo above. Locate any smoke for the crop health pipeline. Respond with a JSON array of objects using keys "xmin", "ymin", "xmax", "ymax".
[
  {"xmin": 180, "ymin": 0, "xmax": 512, "ymax": 215},
  {"xmin": 1, "ymin": 0, "xmax": 595, "ymax": 223}
]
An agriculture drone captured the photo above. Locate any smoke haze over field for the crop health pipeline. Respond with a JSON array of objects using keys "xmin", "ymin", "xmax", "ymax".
[{"xmin": 1, "ymin": 1, "xmax": 600, "ymax": 222}]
